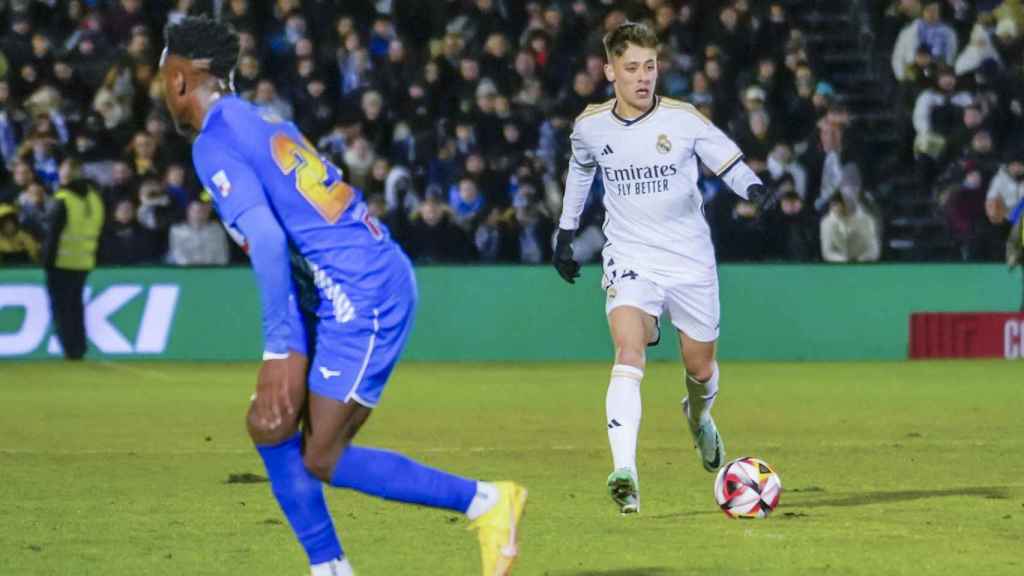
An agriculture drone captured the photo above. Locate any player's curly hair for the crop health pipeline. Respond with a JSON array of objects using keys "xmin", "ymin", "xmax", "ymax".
[
  {"xmin": 164, "ymin": 16, "xmax": 240, "ymax": 80},
  {"xmin": 603, "ymin": 21, "xmax": 659, "ymax": 60}
]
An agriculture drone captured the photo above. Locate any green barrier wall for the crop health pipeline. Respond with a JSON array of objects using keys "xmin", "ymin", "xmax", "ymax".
[{"xmin": 0, "ymin": 265, "xmax": 1018, "ymax": 361}]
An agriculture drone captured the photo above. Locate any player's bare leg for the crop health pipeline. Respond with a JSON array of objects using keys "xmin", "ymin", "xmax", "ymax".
[
  {"xmin": 678, "ymin": 334, "xmax": 724, "ymax": 471},
  {"xmin": 247, "ymin": 353, "xmax": 352, "ymax": 576},
  {"xmin": 605, "ymin": 306, "xmax": 658, "ymax": 513},
  {"xmin": 304, "ymin": 393, "xmax": 526, "ymax": 576}
]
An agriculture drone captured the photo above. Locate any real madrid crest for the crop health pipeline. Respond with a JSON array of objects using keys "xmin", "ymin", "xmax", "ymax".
[{"xmin": 656, "ymin": 134, "xmax": 672, "ymax": 154}]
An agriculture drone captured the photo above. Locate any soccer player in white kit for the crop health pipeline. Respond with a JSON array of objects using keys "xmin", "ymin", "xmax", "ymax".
[{"xmin": 553, "ymin": 22, "xmax": 769, "ymax": 514}]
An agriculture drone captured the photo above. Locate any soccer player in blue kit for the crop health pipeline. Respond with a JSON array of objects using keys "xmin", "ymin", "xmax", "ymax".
[{"xmin": 160, "ymin": 17, "xmax": 526, "ymax": 576}]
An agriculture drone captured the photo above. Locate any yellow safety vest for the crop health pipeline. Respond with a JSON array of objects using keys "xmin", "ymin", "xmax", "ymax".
[{"xmin": 55, "ymin": 187, "xmax": 104, "ymax": 271}]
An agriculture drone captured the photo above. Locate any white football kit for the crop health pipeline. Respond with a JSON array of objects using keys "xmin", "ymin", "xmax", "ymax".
[{"xmin": 559, "ymin": 96, "xmax": 762, "ymax": 342}]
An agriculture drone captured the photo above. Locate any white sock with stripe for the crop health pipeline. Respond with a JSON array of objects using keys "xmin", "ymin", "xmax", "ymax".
[
  {"xmin": 684, "ymin": 362, "xmax": 719, "ymax": 431},
  {"xmin": 311, "ymin": 556, "xmax": 354, "ymax": 576},
  {"xmin": 606, "ymin": 364, "xmax": 643, "ymax": 474}
]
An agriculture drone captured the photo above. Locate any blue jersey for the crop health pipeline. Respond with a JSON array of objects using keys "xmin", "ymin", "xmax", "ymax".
[{"xmin": 192, "ymin": 96, "xmax": 411, "ymax": 364}]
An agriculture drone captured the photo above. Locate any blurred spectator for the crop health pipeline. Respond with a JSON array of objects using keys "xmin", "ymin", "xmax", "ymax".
[
  {"xmin": 136, "ymin": 178, "xmax": 174, "ymax": 258},
  {"xmin": 449, "ymin": 177, "xmax": 486, "ymax": 232},
  {"xmin": 766, "ymin": 180, "xmax": 818, "ymax": 262},
  {"xmin": 912, "ymin": 66, "xmax": 972, "ymax": 161},
  {"xmin": 17, "ymin": 181, "xmax": 50, "ymax": 238},
  {"xmin": 820, "ymin": 194, "xmax": 881, "ymax": 263},
  {"xmin": 767, "ymin": 143, "xmax": 808, "ymax": 200},
  {"xmin": 892, "ymin": 1, "xmax": 958, "ymax": 81},
  {"xmin": 2, "ymin": 157, "xmax": 37, "ymax": 204},
  {"xmin": 0, "ymin": 203, "xmax": 40, "ymax": 264},
  {"xmin": 99, "ymin": 197, "xmax": 155, "ymax": 265},
  {"xmin": 985, "ymin": 152, "xmax": 1024, "ymax": 226},
  {"xmin": 167, "ymin": 200, "xmax": 229, "ymax": 266},
  {"xmin": 402, "ymin": 194, "xmax": 475, "ymax": 263},
  {"xmin": 252, "ymin": 79, "xmax": 293, "ymax": 121},
  {"xmin": 505, "ymin": 198, "xmax": 554, "ymax": 264}
]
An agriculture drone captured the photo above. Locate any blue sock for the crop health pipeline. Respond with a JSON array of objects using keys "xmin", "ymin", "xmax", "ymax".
[
  {"xmin": 329, "ymin": 445, "xmax": 477, "ymax": 513},
  {"xmin": 257, "ymin": 434, "xmax": 343, "ymax": 564}
]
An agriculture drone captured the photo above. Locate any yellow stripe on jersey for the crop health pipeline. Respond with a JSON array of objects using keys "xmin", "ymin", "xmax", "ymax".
[
  {"xmin": 574, "ymin": 99, "xmax": 615, "ymax": 125},
  {"xmin": 661, "ymin": 97, "xmax": 712, "ymax": 126},
  {"xmin": 715, "ymin": 151, "xmax": 744, "ymax": 176}
]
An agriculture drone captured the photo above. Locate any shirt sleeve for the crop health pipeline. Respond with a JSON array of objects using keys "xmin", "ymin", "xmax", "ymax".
[
  {"xmin": 234, "ymin": 204, "xmax": 292, "ymax": 355},
  {"xmin": 192, "ymin": 131, "xmax": 267, "ymax": 227},
  {"xmin": 558, "ymin": 125, "xmax": 597, "ymax": 231},
  {"xmin": 694, "ymin": 120, "xmax": 744, "ymax": 178}
]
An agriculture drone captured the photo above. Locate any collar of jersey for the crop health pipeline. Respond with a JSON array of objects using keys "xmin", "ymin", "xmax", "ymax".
[
  {"xmin": 611, "ymin": 96, "xmax": 659, "ymax": 127},
  {"xmin": 199, "ymin": 93, "xmax": 232, "ymax": 134}
]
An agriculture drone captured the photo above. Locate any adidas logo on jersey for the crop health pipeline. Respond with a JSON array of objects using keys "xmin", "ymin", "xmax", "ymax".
[{"xmin": 601, "ymin": 144, "xmax": 614, "ymax": 156}]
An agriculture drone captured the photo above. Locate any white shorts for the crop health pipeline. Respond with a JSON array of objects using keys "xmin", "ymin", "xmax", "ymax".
[{"xmin": 601, "ymin": 255, "xmax": 720, "ymax": 342}]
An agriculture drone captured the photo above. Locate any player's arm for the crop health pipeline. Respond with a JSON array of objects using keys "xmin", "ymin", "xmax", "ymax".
[
  {"xmin": 694, "ymin": 119, "xmax": 770, "ymax": 210},
  {"xmin": 553, "ymin": 125, "xmax": 597, "ymax": 284},
  {"xmin": 193, "ymin": 133, "xmax": 295, "ymax": 427}
]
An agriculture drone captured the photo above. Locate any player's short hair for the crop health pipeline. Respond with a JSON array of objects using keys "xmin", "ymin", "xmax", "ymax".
[
  {"xmin": 164, "ymin": 16, "xmax": 240, "ymax": 80},
  {"xmin": 602, "ymin": 21, "xmax": 659, "ymax": 61}
]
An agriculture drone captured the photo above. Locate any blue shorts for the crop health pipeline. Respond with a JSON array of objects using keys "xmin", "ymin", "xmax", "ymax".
[{"xmin": 288, "ymin": 255, "xmax": 416, "ymax": 407}]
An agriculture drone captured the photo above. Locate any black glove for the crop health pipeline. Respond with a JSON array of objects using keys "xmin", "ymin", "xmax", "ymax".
[
  {"xmin": 553, "ymin": 228, "xmax": 580, "ymax": 284},
  {"xmin": 746, "ymin": 183, "xmax": 774, "ymax": 213}
]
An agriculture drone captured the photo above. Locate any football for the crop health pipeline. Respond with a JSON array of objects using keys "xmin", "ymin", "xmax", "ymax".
[{"xmin": 714, "ymin": 457, "xmax": 782, "ymax": 519}]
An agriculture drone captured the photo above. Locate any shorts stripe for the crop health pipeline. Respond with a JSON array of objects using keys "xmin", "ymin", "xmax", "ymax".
[{"xmin": 345, "ymin": 308, "xmax": 380, "ymax": 404}]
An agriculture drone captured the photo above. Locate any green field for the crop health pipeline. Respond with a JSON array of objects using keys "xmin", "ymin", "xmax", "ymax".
[{"xmin": 1, "ymin": 360, "xmax": 1022, "ymax": 575}]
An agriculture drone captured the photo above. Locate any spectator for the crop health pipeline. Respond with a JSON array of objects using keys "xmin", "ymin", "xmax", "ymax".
[
  {"xmin": 17, "ymin": 181, "xmax": 50, "ymax": 239},
  {"xmin": 473, "ymin": 206, "xmax": 507, "ymax": 262},
  {"xmin": 136, "ymin": 178, "xmax": 174, "ymax": 259},
  {"xmin": 252, "ymin": 79, "xmax": 293, "ymax": 121},
  {"xmin": 985, "ymin": 152, "xmax": 1024, "ymax": 226},
  {"xmin": 0, "ymin": 203, "xmax": 40, "ymax": 264},
  {"xmin": 449, "ymin": 177, "xmax": 485, "ymax": 232},
  {"xmin": 767, "ymin": 142, "xmax": 808, "ymax": 200},
  {"xmin": 167, "ymin": 200, "xmax": 229, "ymax": 266},
  {"xmin": 892, "ymin": 1, "xmax": 959, "ymax": 81},
  {"xmin": 402, "ymin": 194, "xmax": 475, "ymax": 263},
  {"xmin": 504, "ymin": 198, "xmax": 554, "ymax": 264},
  {"xmin": 766, "ymin": 180, "xmax": 818, "ymax": 262},
  {"xmin": 912, "ymin": 66, "xmax": 972, "ymax": 160},
  {"xmin": 2, "ymin": 157, "xmax": 37, "ymax": 204},
  {"xmin": 99, "ymin": 197, "xmax": 155, "ymax": 265},
  {"xmin": 939, "ymin": 163, "xmax": 989, "ymax": 260},
  {"xmin": 820, "ymin": 193, "xmax": 881, "ymax": 263}
]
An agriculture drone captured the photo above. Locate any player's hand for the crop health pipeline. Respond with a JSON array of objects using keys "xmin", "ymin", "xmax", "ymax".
[
  {"xmin": 553, "ymin": 228, "xmax": 580, "ymax": 284},
  {"xmin": 746, "ymin": 183, "xmax": 775, "ymax": 214},
  {"xmin": 253, "ymin": 358, "xmax": 296, "ymax": 430}
]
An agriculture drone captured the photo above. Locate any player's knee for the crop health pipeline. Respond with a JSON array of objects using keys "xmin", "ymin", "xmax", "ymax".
[
  {"xmin": 686, "ymin": 360, "xmax": 715, "ymax": 382},
  {"xmin": 245, "ymin": 406, "xmax": 294, "ymax": 446}
]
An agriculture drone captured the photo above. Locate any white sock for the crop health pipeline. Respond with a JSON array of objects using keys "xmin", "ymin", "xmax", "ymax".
[
  {"xmin": 465, "ymin": 481, "xmax": 499, "ymax": 520},
  {"xmin": 684, "ymin": 362, "xmax": 719, "ymax": 430},
  {"xmin": 311, "ymin": 556, "xmax": 354, "ymax": 576},
  {"xmin": 606, "ymin": 364, "xmax": 643, "ymax": 474}
]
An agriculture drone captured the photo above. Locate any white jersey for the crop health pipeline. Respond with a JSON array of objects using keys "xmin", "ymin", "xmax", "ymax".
[{"xmin": 559, "ymin": 96, "xmax": 760, "ymax": 281}]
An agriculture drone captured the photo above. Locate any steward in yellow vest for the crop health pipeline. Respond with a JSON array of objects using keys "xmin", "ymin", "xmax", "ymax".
[{"xmin": 44, "ymin": 178, "xmax": 104, "ymax": 360}]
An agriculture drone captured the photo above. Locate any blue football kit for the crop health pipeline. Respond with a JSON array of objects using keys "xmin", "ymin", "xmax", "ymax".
[{"xmin": 192, "ymin": 95, "xmax": 414, "ymax": 407}]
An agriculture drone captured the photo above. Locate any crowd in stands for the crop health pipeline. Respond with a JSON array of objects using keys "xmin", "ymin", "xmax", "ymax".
[
  {"xmin": 0, "ymin": 0, "xmax": 1021, "ymax": 268},
  {"xmin": 883, "ymin": 0, "xmax": 1024, "ymax": 261}
]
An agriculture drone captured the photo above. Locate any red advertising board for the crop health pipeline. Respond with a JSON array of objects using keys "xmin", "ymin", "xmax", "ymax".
[{"xmin": 909, "ymin": 313, "xmax": 1024, "ymax": 359}]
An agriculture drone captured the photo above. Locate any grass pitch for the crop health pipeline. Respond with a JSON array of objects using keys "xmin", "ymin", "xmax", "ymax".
[{"xmin": 1, "ymin": 360, "xmax": 1022, "ymax": 575}]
